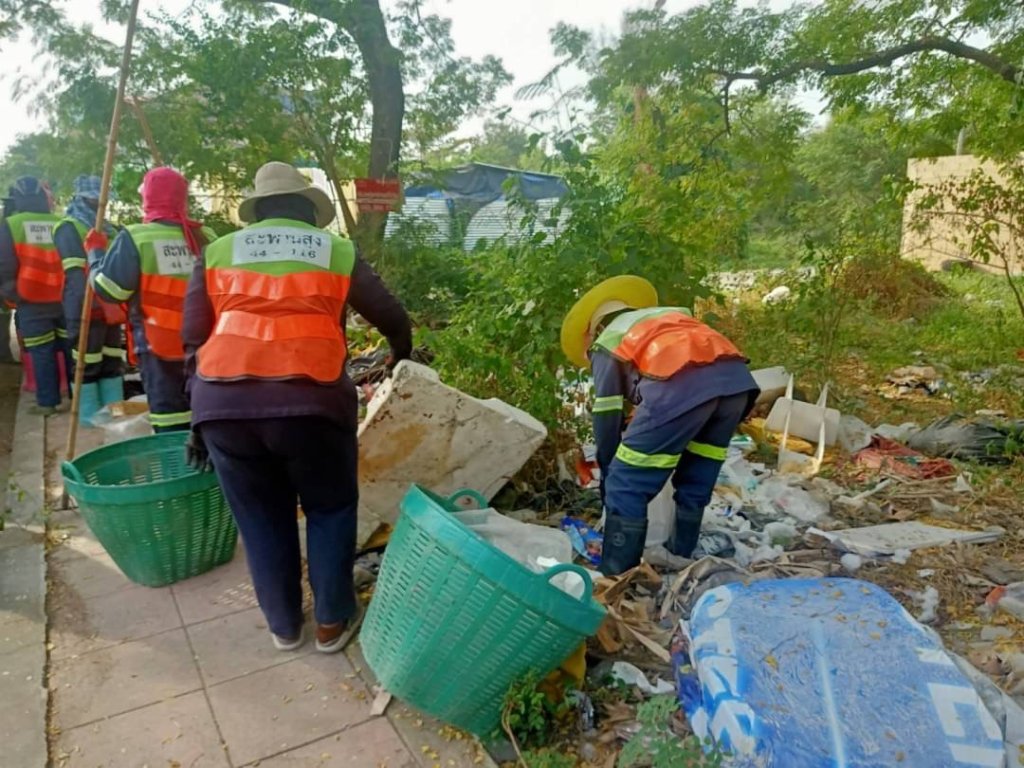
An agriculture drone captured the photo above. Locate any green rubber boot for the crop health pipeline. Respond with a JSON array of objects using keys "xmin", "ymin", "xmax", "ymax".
[
  {"xmin": 98, "ymin": 376, "xmax": 124, "ymax": 406},
  {"xmin": 76, "ymin": 382, "xmax": 102, "ymax": 427}
]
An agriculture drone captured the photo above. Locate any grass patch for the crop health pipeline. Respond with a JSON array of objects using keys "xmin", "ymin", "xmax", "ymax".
[{"xmin": 717, "ymin": 267, "xmax": 1024, "ymax": 426}]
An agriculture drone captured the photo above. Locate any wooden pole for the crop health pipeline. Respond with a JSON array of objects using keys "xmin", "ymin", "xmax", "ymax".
[
  {"xmin": 64, "ymin": 0, "xmax": 143, "ymax": 476},
  {"xmin": 126, "ymin": 97, "xmax": 164, "ymax": 166}
]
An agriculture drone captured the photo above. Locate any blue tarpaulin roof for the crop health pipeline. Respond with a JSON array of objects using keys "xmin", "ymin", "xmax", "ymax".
[{"xmin": 404, "ymin": 162, "xmax": 567, "ymax": 203}]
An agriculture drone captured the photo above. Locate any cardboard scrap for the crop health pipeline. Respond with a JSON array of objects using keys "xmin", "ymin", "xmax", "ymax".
[
  {"xmin": 808, "ymin": 520, "xmax": 1003, "ymax": 557},
  {"xmin": 592, "ymin": 564, "xmax": 670, "ymax": 663}
]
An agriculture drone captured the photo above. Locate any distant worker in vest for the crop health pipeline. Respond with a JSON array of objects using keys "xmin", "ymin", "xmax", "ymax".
[
  {"xmin": 87, "ymin": 167, "xmax": 214, "ymax": 432},
  {"xmin": 56, "ymin": 174, "xmax": 126, "ymax": 424},
  {"xmin": 182, "ymin": 162, "xmax": 412, "ymax": 653},
  {"xmin": 561, "ymin": 276, "xmax": 759, "ymax": 575},
  {"xmin": 0, "ymin": 176, "xmax": 71, "ymax": 414}
]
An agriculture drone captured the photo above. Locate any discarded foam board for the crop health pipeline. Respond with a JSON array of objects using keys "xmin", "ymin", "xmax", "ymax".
[
  {"xmin": 356, "ymin": 361, "xmax": 548, "ymax": 547},
  {"xmin": 808, "ymin": 520, "xmax": 1003, "ymax": 557},
  {"xmin": 765, "ymin": 375, "xmax": 840, "ymax": 447},
  {"xmin": 751, "ymin": 366, "xmax": 790, "ymax": 407}
]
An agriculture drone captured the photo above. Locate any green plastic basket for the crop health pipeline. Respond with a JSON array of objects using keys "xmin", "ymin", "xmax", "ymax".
[
  {"xmin": 61, "ymin": 432, "xmax": 237, "ymax": 588},
  {"xmin": 361, "ymin": 485, "xmax": 606, "ymax": 736}
]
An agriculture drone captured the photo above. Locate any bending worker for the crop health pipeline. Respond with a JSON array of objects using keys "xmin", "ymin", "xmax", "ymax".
[
  {"xmin": 182, "ymin": 162, "xmax": 412, "ymax": 654},
  {"xmin": 561, "ymin": 276, "xmax": 759, "ymax": 575},
  {"xmin": 87, "ymin": 167, "xmax": 213, "ymax": 431},
  {"xmin": 56, "ymin": 174, "xmax": 125, "ymax": 423},
  {"xmin": 0, "ymin": 177, "xmax": 70, "ymax": 414}
]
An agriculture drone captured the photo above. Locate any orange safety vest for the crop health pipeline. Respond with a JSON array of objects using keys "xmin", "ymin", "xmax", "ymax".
[
  {"xmin": 7, "ymin": 212, "xmax": 64, "ymax": 303},
  {"xmin": 129, "ymin": 223, "xmax": 208, "ymax": 361},
  {"xmin": 197, "ymin": 219, "xmax": 355, "ymax": 383},
  {"xmin": 593, "ymin": 307, "xmax": 746, "ymax": 379}
]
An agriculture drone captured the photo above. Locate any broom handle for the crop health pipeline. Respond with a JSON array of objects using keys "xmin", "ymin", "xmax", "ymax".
[{"xmin": 65, "ymin": 0, "xmax": 143, "ymax": 465}]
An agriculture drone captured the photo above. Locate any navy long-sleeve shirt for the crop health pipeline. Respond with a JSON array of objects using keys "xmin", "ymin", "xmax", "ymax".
[
  {"xmin": 590, "ymin": 348, "xmax": 759, "ymax": 482},
  {"xmin": 182, "ymin": 230, "xmax": 413, "ymax": 430},
  {"xmin": 54, "ymin": 221, "xmax": 90, "ymax": 344},
  {"xmin": 0, "ymin": 220, "xmax": 17, "ymax": 305}
]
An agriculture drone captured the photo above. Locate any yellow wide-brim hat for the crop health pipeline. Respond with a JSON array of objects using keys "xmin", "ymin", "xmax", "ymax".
[{"xmin": 560, "ymin": 275, "xmax": 658, "ymax": 369}]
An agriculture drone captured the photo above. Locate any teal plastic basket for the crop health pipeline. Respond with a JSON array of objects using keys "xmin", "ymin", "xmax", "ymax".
[
  {"xmin": 61, "ymin": 432, "xmax": 237, "ymax": 588},
  {"xmin": 361, "ymin": 485, "xmax": 606, "ymax": 736}
]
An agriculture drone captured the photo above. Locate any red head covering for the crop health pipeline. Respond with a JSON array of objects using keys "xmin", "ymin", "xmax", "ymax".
[{"xmin": 141, "ymin": 167, "xmax": 204, "ymax": 255}]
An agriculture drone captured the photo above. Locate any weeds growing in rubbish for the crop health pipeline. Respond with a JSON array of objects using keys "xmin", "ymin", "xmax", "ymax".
[
  {"xmin": 520, "ymin": 749, "xmax": 577, "ymax": 768},
  {"xmin": 501, "ymin": 671, "xmax": 574, "ymax": 761},
  {"xmin": 619, "ymin": 696, "xmax": 727, "ymax": 768}
]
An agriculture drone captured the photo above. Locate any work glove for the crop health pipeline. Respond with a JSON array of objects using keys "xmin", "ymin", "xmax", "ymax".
[
  {"xmin": 84, "ymin": 229, "xmax": 109, "ymax": 253},
  {"xmin": 185, "ymin": 430, "xmax": 213, "ymax": 473}
]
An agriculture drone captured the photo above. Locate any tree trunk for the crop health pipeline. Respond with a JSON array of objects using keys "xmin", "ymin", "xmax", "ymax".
[{"xmin": 259, "ymin": 0, "xmax": 403, "ymax": 258}]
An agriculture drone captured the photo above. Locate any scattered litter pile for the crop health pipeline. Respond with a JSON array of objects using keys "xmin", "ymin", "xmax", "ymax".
[{"xmin": 351, "ymin": 359, "xmax": 1024, "ymax": 766}]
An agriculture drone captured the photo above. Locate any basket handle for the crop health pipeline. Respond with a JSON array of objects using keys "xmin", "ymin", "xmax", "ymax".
[
  {"xmin": 61, "ymin": 461, "xmax": 85, "ymax": 486},
  {"xmin": 541, "ymin": 563, "xmax": 595, "ymax": 603},
  {"xmin": 447, "ymin": 488, "xmax": 488, "ymax": 510}
]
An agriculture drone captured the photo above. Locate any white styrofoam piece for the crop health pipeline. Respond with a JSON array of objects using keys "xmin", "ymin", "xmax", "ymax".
[
  {"xmin": 751, "ymin": 366, "xmax": 789, "ymax": 406},
  {"xmin": 765, "ymin": 375, "xmax": 840, "ymax": 446},
  {"xmin": 809, "ymin": 521, "xmax": 1002, "ymax": 556},
  {"xmin": 356, "ymin": 360, "xmax": 548, "ymax": 547}
]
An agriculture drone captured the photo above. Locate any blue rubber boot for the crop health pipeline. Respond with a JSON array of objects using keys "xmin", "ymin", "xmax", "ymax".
[
  {"xmin": 76, "ymin": 382, "xmax": 102, "ymax": 427},
  {"xmin": 98, "ymin": 376, "xmax": 124, "ymax": 406}
]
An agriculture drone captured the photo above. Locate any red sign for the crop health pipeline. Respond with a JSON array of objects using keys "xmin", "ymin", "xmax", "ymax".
[{"xmin": 354, "ymin": 178, "xmax": 402, "ymax": 212}]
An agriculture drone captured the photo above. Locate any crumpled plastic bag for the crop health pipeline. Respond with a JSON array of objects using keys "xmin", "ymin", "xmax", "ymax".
[
  {"xmin": 908, "ymin": 414, "xmax": 1024, "ymax": 464},
  {"xmin": 454, "ymin": 509, "xmax": 580, "ymax": 596}
]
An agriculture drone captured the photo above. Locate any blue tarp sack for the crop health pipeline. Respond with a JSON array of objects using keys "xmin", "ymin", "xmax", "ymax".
[{"xmin": 675, "ymin": 578, "xmax": 1008, "ymax": 767}]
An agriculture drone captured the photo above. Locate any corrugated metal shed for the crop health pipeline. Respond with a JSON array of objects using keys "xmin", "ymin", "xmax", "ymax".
[
  {"xmin": 463, "ymin": 197, "xmax": 568, "ymax": 250},
  {"xmin": 384, "ymin": 197, "xmax": 453, "ymax": 245}
]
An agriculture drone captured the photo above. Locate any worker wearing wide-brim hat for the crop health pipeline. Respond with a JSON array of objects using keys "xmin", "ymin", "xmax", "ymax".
[
  {"xmin": 561, "ymin": 275, "xmax": 760, "ymax": 574},
  {"xmin": 181, "ymin": 162, "xmax": 412, "ymax": 654}
]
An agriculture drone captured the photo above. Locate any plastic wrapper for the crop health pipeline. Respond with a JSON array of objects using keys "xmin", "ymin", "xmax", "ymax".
[
  {"xmin": 561, "ymin": 517, "xmax": 603, "ymax": 566},
  {"xmin": 908, "ymin": 414, "xmax": 1024, "ymax": 464},
  {"xmin": 92, "ymin": 403, "xmax": 153, "ymax": 445}
]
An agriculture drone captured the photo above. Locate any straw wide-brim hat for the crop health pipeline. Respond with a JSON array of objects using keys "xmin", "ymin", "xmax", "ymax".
[
  {"xmin": 238, "ymin": 162, "xmax": 336, "ymax": 228},
  {"xmin": 560, "ymin": 275, "xmax": 659, "ymax": 369}
]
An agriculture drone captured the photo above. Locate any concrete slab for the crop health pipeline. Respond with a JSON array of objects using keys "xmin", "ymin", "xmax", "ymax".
[
  {"xmin": 55, "ymin": 691, "xmax": 230, "ymax": 768},
  {"xmin": 347, "ymin": 642, "xmax": 493, "ymax": 768},
  {"xmin": 0, "ymin": 644, "xmax": 47, "ymax": 766},
  {"xmin": 171, "ymin": 545, "xmax": 259, "ymax": 626},
  {"xmin": 50, "ymin": 581, "xmax": 181, "ymax": 660},
  {"xmin": 50, "ymin": 628, "xmax": 202, "ymax": 728},
  {"xmin": 207, "ymin": 652, "xmax": 372, "ymax": 766},
  {"xmin": 7, "ymin": 393, "xmax": 46, "ymax": 526},
  {"xmin": 0, "ymin": 533, "xmax": 46, "ymax": 623},
  {"xmin": 251, "ymin": 717, "xmax": 415, "ymax": 768},
  {"xmin": 356, "ymin": 361, "xmax": 547, "ymax": 546},
  {"xmin": 1, "ymin": 612, "xmax": 44, "ymax": 657},
  {"xmin": 187, "ymin": 606, "xmax": 315, "ymax": 684},
  {"xmin": 50, "ymin": 549, "xmax": 136, "ymax": 600},
  {"xmin": 47, "ymin": 512, "xmax": 108, "ymax": 562}
]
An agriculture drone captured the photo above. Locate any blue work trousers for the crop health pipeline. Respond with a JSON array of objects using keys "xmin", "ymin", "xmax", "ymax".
[
  {"xmin": 72, "ymin": 322, "xmax": 125, "ymax": 384},
  {"xmin": 200, "ymin": 416, "xmax": 359, "ymax": 639},
  {"xmin": 605, "ymin": 392, "xmax": 751, "ymax": 522},
  {"xmin": 138, "ymin": 352, "xmax": 190, "ymax": 432},
  {"xmin": 19, "ymin": 308, "xmax": 70, "ymax": 408}
]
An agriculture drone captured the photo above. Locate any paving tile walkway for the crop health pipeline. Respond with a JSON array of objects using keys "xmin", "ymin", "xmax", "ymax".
[
  {"xmin": 0, "ymin": 368, "xmax": 48, "ymax": 768},
  {"xmin": 41, "ymin": 409, "xmax": 494, "ymax": 768}
]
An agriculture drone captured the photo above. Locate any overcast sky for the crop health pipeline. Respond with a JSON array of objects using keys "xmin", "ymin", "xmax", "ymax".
[{"xmin": 0, "ymin": 0, "xmax": 819, "ymax": 157}]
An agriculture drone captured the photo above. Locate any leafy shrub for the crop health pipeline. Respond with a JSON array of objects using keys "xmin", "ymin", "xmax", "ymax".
[{"xmin": 619, "ymin": 696, "xmax": 725, "ymax": 768}]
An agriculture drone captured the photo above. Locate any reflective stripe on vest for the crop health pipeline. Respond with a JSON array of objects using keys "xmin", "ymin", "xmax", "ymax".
[
  {"xmin": 7, "ymin": 213, "xmax": 64, "ymax": 303},
  {"xmin": 129, "ymin": 223, "xmax": 200, "ymax": 361},
  {"xmin": 593, "ymin": 307, "xmax": 745, "ymax": 380},
  {"xmin": 197, "ymin": 219, "xmax": 355, "ymax": 384}
]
